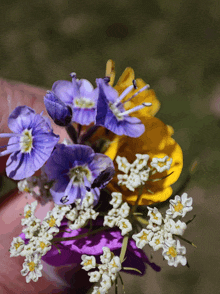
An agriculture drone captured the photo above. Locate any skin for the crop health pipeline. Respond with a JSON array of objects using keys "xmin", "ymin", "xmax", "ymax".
[{"xmin": 0, "ymin": 79, "xmax": 91, "ymax": 294}]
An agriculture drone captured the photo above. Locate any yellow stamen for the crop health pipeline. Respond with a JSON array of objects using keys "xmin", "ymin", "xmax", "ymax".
[
  {"xmin": 167, "ymin": 246, "xmax": 177, "ymax": 258},
  {"xmin": 25, "ymin": 210, "xmax": 32, "ymax": 218},
  {"xmin": 174, "ymin": 202, "xmax": 183, "ymax": 212},
  {"xmin": 47, "ymin": 216, "xmax": 56, "ymax": 227},
  {"xmin": 28, "ymin": 261, "xmax": 36, "ymax": 272}
]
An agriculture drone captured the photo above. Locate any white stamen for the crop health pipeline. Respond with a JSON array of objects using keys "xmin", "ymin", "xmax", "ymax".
[
  {"xmin": 113, "ymin": 84, "xmax": 134, "ymax": 106},
  {"xmin": 122, "ymin": 84, "xmax": 150, "ymax": 105},
  {"xmin": 118, "ymin": 102, "xmax": 152, "ymax": 117}
]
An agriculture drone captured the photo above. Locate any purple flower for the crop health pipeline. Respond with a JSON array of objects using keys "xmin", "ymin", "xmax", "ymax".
[
  {"xmin": 0, "ymin": 106, "xmax": 59, "ymax": 180},
  {"xmin": 51, "ymin": 74, "xmax": 98, "ymax": 125},
  {"xmin": 40, "ymin": 218, "xmax": 160, "ymax": 274},
  {"xmin": 44, "ymin": 144, "xmax": 115, "ymax": 205},
  {"xmin": 44, "ymin": 91, "xmax": 72, "ymax": 126},
  {"xmin": 95, "ymin": 78, "xmax": 152, "ymax": 137}
]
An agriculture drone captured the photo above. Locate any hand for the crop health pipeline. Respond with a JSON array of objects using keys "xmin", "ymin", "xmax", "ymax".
[{"xmin": 0, "ymin": 79, "xmax": 91, "ymax": 293}]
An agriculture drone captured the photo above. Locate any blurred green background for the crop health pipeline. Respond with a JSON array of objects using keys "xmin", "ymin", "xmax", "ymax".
[{"xmin": 0, "ymin": 0, "xmax": 220, "ymax": 293}]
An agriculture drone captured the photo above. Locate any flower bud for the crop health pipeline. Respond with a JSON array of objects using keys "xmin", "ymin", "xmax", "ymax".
[{"xmin": 44, "ymin": 91, "xmax": 72, "ymax": 126}]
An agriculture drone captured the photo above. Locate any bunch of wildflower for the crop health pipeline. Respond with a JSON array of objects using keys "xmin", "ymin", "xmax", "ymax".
[
  {"xmin": 132, "ymin": 193, "xmax": 193, "ymax": 267},
  {"xmin": 2, "ymin": 60, "xmax": 196, "ymax": 293},
  {"xmin": 104, "ymin": 192, "xmax": 132, "ymax": 236},
  {"xmin": 117, "ymin": 154, "xmax": 172, "ymax": 192},
  {"xmin": 81, "ymin": 247, "xmax": 122, "ymax": 293}
]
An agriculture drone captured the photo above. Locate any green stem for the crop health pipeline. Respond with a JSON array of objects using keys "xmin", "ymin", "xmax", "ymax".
[
  {"xmin": 65, "ymin": 124, "xmax": 78, "ymax": 144},
  {"xmin": 52, "ymin": 226, "xmax": 110, "ymax": 243},
  {"xmin": 119, "ymin": 235, "xmax": 129, "ymax": 263}
]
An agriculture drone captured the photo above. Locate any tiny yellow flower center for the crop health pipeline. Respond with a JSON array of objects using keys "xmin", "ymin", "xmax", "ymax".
[
  {"xmin": 139, "ymin": 159, "xmax": 144, "ymax": 165},
  {"xmin": 15, "ymin": 242, "xmax": 22, "ymax": 250},
  {"xmin": 84, "ymin": 259, "xmax": 92, "ymax": 266},
  {"xmin": 20, "ymin": 129, "xmax": 33, "ymax": 153},
  {"xmin": 40, "ymin": 241, "xmax": 46, "ymax": 249},
  {"xmin": 152, "ymin": 212, "xmax": 158, "ymax": 220},
  {"xmin": 69, "ymin": 165, "xmax": 91, "ymax": 183},
  {"xmin": 155, "ymin": 239, "xmax": 160, "ymax": 245},
  {"xmin": 140, "ymin": 232, "xmax": 148, "ymax": 241},
  {"xmin": 47, "ymin": 216, "xmax": 56, "ymax": 227},
  {"xmin": 167, "ymin": 246, "xmax": 177, "ymax": 258},
  {"xmin": 158, "ymin": 162, "xmax": 166, "ymax": 167},
  {"xmin": 174, "ymin": 202, "xmax": 183, "ymax": 212},
  {"xmin": 25, "ymin": 210, "xmax": 32, "ymax": 218},
  {"xmin": 122, "ymin": 222, "xmax": 128, "ymax": 228},
  {"xmin": 24, "ymin": 187, "xmax": 30, "ymax": 192},
  {"xmin": 28, "ymin": 261, "xmax": 36, "ymax": 272},
  {"xmin": 74, "ymin": 97, "xmax": 95, "ymax": 109}
]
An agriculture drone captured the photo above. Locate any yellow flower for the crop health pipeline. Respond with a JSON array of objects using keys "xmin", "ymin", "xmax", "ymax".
[
  {"xmin": 106, "ymin": 116, "xmax": 183, "ymax": 205},
  {"xmin": 105, "ymin": 59, "xmax": 160, "ymax": 118},
  {"xmin": 92, "ymin": 60, "xmax": 182, "ymax": 205}
]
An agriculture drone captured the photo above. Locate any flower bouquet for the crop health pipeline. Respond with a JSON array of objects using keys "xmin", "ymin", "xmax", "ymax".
[{"xmin": 1, "ymin": 60, "xmax": 195, "ymax": 293}]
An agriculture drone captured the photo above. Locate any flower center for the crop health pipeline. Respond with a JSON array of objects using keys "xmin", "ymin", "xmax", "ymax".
[
  {"xmin": 174, "ymin": 202, "xmax": 183, "ymax": 212},
  {"xmin": 20, "ymin": 129, "xmax": 33, "ymax": 153},
  {"xmin": 140, "ymin": 232, "xmax": 148, "ymax": 240},
  {"xmin": 109, "ymin": 102, "xmax": 124, "ymax": 120},
  {"xmin": 25, "ymin": 209, "xmax": 32, "ymax": 218},
  {"xmin": 167, "ymin": 246, "xmax": 177, "ymax": 258},
  {"xmin": 69, "ymin": 165, "xmax": 91, "ymax": 184},
  {"xmin": 28, "ymin": 261, "xmax": 36, "ymax": 272},
  {"xmin": 40, "ymin": 241, "xmax": 46, "ymax": 249},
  {"xmin": 15, "ymin": 242, "xmax": 22, "ymax": 250},
  {"xmin": 74, "ymin": 97, "xmax": 95, "ymax": 109},
  {"xmin": 47, "ymin": 216, "xmax": 56, "ymax": 227}
]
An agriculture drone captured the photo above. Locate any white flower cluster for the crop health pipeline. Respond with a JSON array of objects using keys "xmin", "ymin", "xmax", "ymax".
[
  {"xmin": 104, "ymin": 192, "xmax": 132, "ymax": 236},
  {"xmin": 9, "ymin": 201, "xmax": 71, "ymax": 283},
  {"xmin": 66, "ymin": 192, "xmax": 99, "ymax": 230},
  {"xmin": 81, "ymin": 247, "xmax": 122, "ymax": 294},
  {"xmin": 132, "ymin": 193, "xmax": 193, "ymax": 267},
  {"xmin": 116, "ymin": 154, "xmax": 172, "ymax": 192},
  {"xmin": 17, "ymin": 168, "xmax": 52, "ymax": 205}
]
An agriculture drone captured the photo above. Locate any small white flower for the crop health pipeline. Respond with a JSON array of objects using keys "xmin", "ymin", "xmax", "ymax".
[
  {"xmin": 139, "ymin": 168, "xmax": 150, "ymax": 183},
  {"xmin": 147, "ymin": 207, "xmax": 163, "ymax": 225},
  {"xmin": 52, "ymin": 203, "xmax": 71, "ymax": 219},
  {"xmin": 38, "ymin": 226, "xmax": 59, "ymax": 240},
  {"xmin": 167, "ymin": 219, "xmax": 187, "ymax": 236},
  {"xmin": 149, "ymin": 232, "xmax": 164, "ymax": 251},
  {"xmin": 150, "ymin": 156, "xmax": 172, "ymax": 173},
  {"xmin": 117, "ymin": 174, "xmax": 128, "ymax": 186},
  {"xmin": 81, "ymin": 255, "xmax": 96, "ymax": 271},
  {"xmin": 166, "ymin": 193, "xmax": 193, "ymax": 218},
  {"xmin": 126, "ymin": 171, "xmax": 142, "ymax": 191},
  {"xmin": 10, "ymin": 237, "xmax": 25, "ymax": 257},
  {"xmin": 18, "ymin": 179, "xmax": 34, "ymax": 193},
  {"xmin": 21, "ymin": 201, "xmax": 38, "ymax": 226},
  {"xmin": 100, "ymin": 273, "xmax": 112, "ymax": 292},
  {"xmin": 88, "ymin": 271, "xmax": 101, "ymax": 282},
  {"xmin": 132, "ymin": 229, "xmax": 154, "ymax": 249},
  {"xmin": 42, "ymin": 211, "xmax": 62, "ymax": 231},
  {"xmin": 22, "ymin": 217, "xmax": 41, "ymax": 239},
  {"xmin": 108, "ymin": 208, "xmax": 120, "ymax": 218},
  {"xmin": 109, "ymin": 192, "xmax": 122, "ymax": 209},
  {"xmin": 117, "ymin": 218, "xmax": 132, "ymax": 235},
  {"xmin": 103, "ymin": 215, "xmax": 118, "ymax": 228},
  {"xmin": 146, "ymin": 220, "xmax": 161, "ymax": 232},
  {"xmin": 131, "ymin": 154, "xmax": 150, "ymax": 171},
  {"xmin": 20, "ymin": 242, "xmax": 37, "ymax": 257},
  {"xmin": 162, "ymin": 239, "xmax": 187, "ymax": 267},
  {"xmin": 98, "ymin": 263, "xmax": 108, "ymax": 274},
  {"xmin": 108, "ymin": 256, "xmax": 121, "ymax": 274},
  {"xmin": 66, "ymin": 208, "xmax": 78, "ymax": 222},
  {"xmin": 116, "ymin": 156, "xmax": 131, "ymax": 174},
  {"xmin": 82, "ymin": 192, "xmax": 95, "ymax": 208},
  {"xmin": 119, "ymin": 202, "xmax": 130, "ymax": 218},
  {"xmin": 100, "ymin": 247, "xmax": 112, "ymax": 264},
  {"xmin": 34, "ymin": 237, "xmax": 52, "ymax": 256},
  {"xmin": 21, "ymin": 253, "xmax": 43, "ymax": 283}
]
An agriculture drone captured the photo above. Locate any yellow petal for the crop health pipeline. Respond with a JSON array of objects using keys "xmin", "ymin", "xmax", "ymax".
[{"xmin": 105, "ymin": 59, "xmax": 115, "ymax": 86}]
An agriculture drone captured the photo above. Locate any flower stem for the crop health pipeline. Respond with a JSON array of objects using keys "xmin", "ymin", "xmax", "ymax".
[
  {"xmin": 65, "ymin": 124, "xmax": 78, "ymax": 144},
  {"xmin": 51, "ymin": 226, "xmax": 110, "ymax": 243},
  {"xmin": 119, "ymin": 235, "xmax": 129, "ymax": 263}
]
